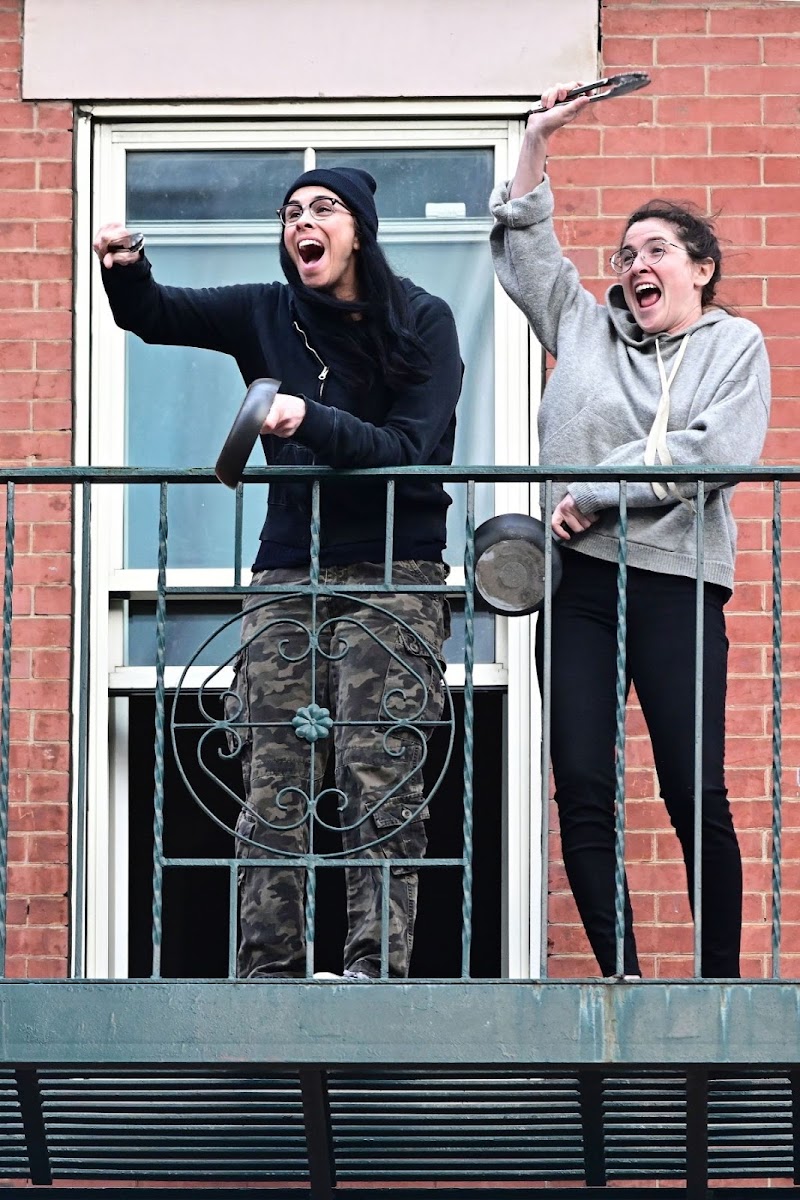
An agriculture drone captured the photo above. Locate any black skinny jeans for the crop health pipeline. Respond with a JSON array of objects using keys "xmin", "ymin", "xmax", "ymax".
[{"xmin": 535, "ymin": 549, "xmax": 741, "ymax": 978}]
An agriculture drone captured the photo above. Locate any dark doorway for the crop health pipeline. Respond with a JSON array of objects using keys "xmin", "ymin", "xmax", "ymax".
[{"xmin": 128, "ymin": 690, "xmax": 503, "ymax": 979}]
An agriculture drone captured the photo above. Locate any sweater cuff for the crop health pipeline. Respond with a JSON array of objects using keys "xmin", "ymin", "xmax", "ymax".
[
  {"xmin": 101, "ymin": 254, "xmax": 151, "ymax": 287},
  {"xmin": 291, "ymin": 395, "xmax": 335, "ymax": 452},
  {"xmin": 568, "ymin": 482, "xmax": 612, "ymax": 515},
  {"xmin": 489, "ymin": 173, "xmax": 554, "ymax": 229}
]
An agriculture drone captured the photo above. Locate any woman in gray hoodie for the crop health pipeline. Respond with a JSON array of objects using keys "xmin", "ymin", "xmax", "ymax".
[{"xmin": 490, "ymin": 83, "xmax": 771, "ymax": 979}]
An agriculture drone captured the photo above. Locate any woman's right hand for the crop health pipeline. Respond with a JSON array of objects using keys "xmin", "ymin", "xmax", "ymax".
[
  {"xmin": 93, "ymin": 223, "xmax": 143, "ymax": 270},
  {"xmin": 526, "ymin": 81, "xmax": 593, "ymax": 140}
]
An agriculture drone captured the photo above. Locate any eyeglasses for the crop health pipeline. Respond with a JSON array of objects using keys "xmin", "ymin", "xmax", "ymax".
[
  {"xmin": 276, "ymin": 196, "xmax": 352, "ymax": 226},
  {"xmin": 609, "ymin": 240, "xmax": 685, "ymax": 275}
]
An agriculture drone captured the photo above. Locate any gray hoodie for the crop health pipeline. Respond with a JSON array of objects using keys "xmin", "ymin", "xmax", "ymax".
[{"xmin": 490, "ymin": 176, "xmax": 771, "ymax": 590}]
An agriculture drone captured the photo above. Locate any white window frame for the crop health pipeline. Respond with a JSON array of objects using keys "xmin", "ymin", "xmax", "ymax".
[{"xmin": 74, "ymin": 102, "xmax": 543, "ymax": 982}]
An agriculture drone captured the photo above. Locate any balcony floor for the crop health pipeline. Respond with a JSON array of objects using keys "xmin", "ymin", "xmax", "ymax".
[{"xmin": 0, "ymin": 979, "xmax": 798, "ymax": 1195}]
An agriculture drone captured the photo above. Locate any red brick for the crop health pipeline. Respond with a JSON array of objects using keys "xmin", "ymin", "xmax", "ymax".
[
  {"xmin": 710, "ymin": 66, "xmax": 800, "ymax": 95},
  {"xmin": 35, "ymin": 222, "xmax": 72, "ymax": 252},
  {"xmin": 12, "ymin": 803, "xmax": 67, "ymax": 834},
  {"xmin": 603, "ymin": 37, "xmax": 656, "ymax": 68},
  {"xmin": 31, "ymin": 649, "xmax": 70, "ymax": 680},
  {"xmin": 0, "ymin": 430, "xmax": 71, "ymax": 463},
  {"xmin": 0, "ymin": 280, "xmax": 33, "ymax": 309},
  {"xmin": 711, "ymin": 11, "xmax": 800, "ymax": 36},
  {"xmin": 35, "ymin": 341, "xmax": 70, "ymax": 371},
  {"xmin": 33, "ymin": 104, "xmax": 72, "ymax": 132},
  {"xmin": 32, "ymin": 586, "xmax": 72, "ymax": 616},
  {"xmin": 7, "ymin": 862, "xmax": 67, "ymax": 894},
  {"xmin": 37, "ymin": 160, "xmax": 72, "ymax": 190},
  {"xmin": 763, "ymin": 38, "xmax": 800, "ymax": 66},
  {"xmin": 0, "ymin": 371, "xmax": 70, "ymax": 401},
  {"xmin": 0, "ymin": 160, "xmax": 35, "ymax": 188},
  {"xmin": 26, "ymin": 832, "xmax": 68, "ymax": 864},
  {"xmin": 658, "ymin": 95, "xmax": 762, "ymax": 125},
  {"xmin": 8, "ymin": 679, "xmax": 69, "ymax": 710},
  {"xmin": 0, "ymin": 71, "xmax": 21, "ymax": 101},
  {"xmin": 765, "ymin": 158, "xmax": 800, "ymax": 186},
  {"xmin": 655, "ymin": 155, "xmax": 760, "ymax": 186},
  {"xmin": 646, "ymin": 66, "xmax": 708, "ymax": 96},
  {"xmin": 0, "ymin": 310, "xmax": 71, "ymax": 339},
  {"xmin": 23, "ymin": 957, "xmax": 68, "ymax": 980},
  {"xmin": 37, "ymin": 281, "xmax": 72, "ymax": 309},
  {"xmin": 764, "ymin": 95, "xmax": 800, "ymax": 125},
  {"xmin": 0, "ymin": 248, "xmax": 71, "ymax": 277},
  {"xmin": 612, "ymin": 128, "xmax": 710, "ymax": 163},
  {"xmin": 27, "ymin": 896, "xmax": 67, "ymax": 925},
  {"xmin": 0, "ymin": 190, "xmax": 71, "ymax": 224},
  {"xmin": 715, "ymin": 126, "xmax": 800, "ymax": 157},
  {"xmin": 551, "ymin": 155, "xmax": 653, "ymax": 188},
  {"xmin": 602, "ymin": 185, "xmax": 708, "ymax": 217},
  {"xmin": 555, "ymin": 126, "xmax": 602, "ymax": 156},
  {"xmin": 658, "ymin": 36, "xmax": 760, "ymax": 66},
  {"xmin": 0, "ymin": 220, "xmax": 33, "ymax": 249},
  {"xmin": 606, "ymin": 7, "xmax": 706, "ymax": 36},
  {"xmin": 0, "ymin": 129, "xmax": 71, "ymax": 159},
  {"xmin": 0, "ymin": 11, "xmax": 21, "ymax": 39},
  {"xmin": 33, "ymin": 401, "xmax": 71, "ymax": 432}
]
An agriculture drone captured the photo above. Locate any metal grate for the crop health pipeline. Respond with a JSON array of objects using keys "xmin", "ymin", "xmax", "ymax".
[{"xmin": 40, "ymin": 1069, "xmax": 308, "ymax": 1181}]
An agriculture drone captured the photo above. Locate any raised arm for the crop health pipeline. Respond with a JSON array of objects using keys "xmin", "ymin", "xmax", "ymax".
[
  {"xmin": 509, "ymin": 82, "xmax": 592, "ymax": 198},
  {"xmin": 93, "ymin": 223, "xmax": 258, "ymax": 356}
]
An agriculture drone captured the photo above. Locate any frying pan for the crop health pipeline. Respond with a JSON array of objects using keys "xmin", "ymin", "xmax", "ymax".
[
  {"xmin": 473, "ymin": 513, "xmax": 563, "ymax": 617},
  {"xmin": 527, "ymin": 72, "xmax": 651, "ymax": 114},
  {"xmin": 215, "ymin": 377, "xmax": 281, "ymax": 488}
]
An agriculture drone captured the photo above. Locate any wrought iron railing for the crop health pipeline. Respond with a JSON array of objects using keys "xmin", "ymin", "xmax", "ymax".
[{"xmin": 0, "ymin": 464, "xmax": 790, "ymax": 983}]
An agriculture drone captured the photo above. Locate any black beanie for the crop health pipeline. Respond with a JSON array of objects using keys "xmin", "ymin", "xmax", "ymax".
[{"xmin": 282, "ymin": 167, "xmax": 379, "ymax": 237}]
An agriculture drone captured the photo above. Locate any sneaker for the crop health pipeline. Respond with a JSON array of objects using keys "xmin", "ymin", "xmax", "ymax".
[
  {"xmin": 312, "ymin": 971, "xmax": 342, "ymax": 980},
  {"xmin": 343, "ymin": 970, "xmax": 374, "ymax": 981},
  {"xmin": 604, "ymin": 973, "xmax": 642, "ymax": 981}
]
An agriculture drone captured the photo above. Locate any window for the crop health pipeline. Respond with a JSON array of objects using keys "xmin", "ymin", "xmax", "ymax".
[{"xmin": 81, "ymin": 108, "xmax": 539, "ymax": 980}]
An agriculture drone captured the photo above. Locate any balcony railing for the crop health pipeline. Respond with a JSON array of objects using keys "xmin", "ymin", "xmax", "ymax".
[
  {"xmin": 0, "ymin": 462, "xmax": 797, "ymax": 1195},
  {"xmin": 0, "ymin": 461, "xmax": 791, "ymax": 984}
]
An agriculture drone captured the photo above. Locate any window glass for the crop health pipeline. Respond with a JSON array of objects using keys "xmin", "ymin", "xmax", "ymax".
[
  {"xmin": 127, "ymin": 151, "xmax": 304, "ymax": 221},
  {"xmin": 317, "ymin": 148, "xmax": 494, "ymax": 217}
]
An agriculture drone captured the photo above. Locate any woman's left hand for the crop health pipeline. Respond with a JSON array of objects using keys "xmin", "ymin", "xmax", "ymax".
[
  {"xmin": 261, "ymin": 393, "xmax": 306, "ymax": 438},
  {"xmin": 551, "ymin": 494, "xmax": 598, "ymax": 540}
]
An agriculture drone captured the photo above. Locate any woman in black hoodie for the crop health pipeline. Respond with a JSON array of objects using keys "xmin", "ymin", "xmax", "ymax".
[{"xmin": 94, "ymin": 166, "xmax": 463, "ymax": 981}]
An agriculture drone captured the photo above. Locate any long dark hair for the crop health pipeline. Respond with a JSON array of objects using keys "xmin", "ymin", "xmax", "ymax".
[
  {"xmin": 623, "ymin": 199, "xmax": 723, "ymax": 309},
  {"xmin": 280, "ymin": 223, "xmax": 431, "ymax": 394}
]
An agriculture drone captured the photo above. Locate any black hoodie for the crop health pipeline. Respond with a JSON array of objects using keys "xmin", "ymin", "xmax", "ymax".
[{"xmin": 101, "ymin": 257, "xmax": 463, "ymax": 570}]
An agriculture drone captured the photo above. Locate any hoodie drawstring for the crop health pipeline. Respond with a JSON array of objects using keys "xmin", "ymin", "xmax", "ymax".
[{"xmin": 644, "ymin": 333, "xmax": 691, "ymax": 502}]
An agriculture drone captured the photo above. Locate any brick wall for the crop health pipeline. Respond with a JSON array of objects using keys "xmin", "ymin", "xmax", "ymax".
[
  {"xmin": 0, "ymin": 0, "xmax": 72, "ymax": 977},
  {"xmin": 546, "ymin": 0, "xmax": 800, "ymax": 978},
  {"xmin": 0, "ymin": 0, "xmax": 798, "ymax": 983}
]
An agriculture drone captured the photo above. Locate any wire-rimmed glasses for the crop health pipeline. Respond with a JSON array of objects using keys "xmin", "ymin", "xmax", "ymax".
[
  {"xmin": 609, "ymin": 240, "xmax": 685, "ymax": 275},
  {"xmin": 277, "ymin": 196, "xmax": 352, "ymax": 226}
]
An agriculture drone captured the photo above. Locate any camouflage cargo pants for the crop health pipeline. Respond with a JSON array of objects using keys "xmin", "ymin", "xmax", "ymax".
[{"xmin": 226, "ymin": 560, "xmax": 449, "ymax": 979}]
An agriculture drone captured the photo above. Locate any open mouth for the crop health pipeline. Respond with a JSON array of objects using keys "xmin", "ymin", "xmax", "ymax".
[
  {"xmin": 635, "ymin": 282, "xmax": 662, "ymax": 310},
  {"xmin": 297, "ymin": 238, "xmax": 325, "ymax": 265}
]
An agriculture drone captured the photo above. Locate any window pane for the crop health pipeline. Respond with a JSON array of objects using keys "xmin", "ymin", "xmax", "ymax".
[
  {"xmin": 383, "ymin": 235, "xmax": 494, "ymax": 565},
  {"xmin": 124, "ymin": 241, "xmax": 281, "ymax": 569},
  {"xmin": 317, "ymin": 148, "xmax": 493, "ymax": 218},
  {"xmin": 127, "ymin": 600, "xmax": 495, "ymax": 667},
  {"xmin": 127, "ymin": 151, "xmax": 305, "ymax": 221}
]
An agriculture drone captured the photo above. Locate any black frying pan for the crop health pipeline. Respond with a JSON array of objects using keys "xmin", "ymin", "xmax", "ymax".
[
  {"xmin": 473, "ymin": 513, "xmax": 563, "ymax": 617},
  {"xmin": 527, "ymin": 72, "xmax": 651, "ymax": 115},
  {"xmin": 215, "ymin": 377, "xmax": 281, "ymax": 488}
]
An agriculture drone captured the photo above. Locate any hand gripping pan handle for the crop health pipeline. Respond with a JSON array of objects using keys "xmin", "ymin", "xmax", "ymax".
[
  {"xmin": 528, "ymin": 72, "xmax": 651, "ymax": 114},
  {"xmin": 215, "ymin": 377, "xmax": 281, "ymax": 489}
]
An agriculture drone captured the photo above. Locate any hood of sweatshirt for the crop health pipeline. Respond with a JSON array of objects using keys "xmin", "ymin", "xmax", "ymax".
[{"xmin": 605, "ymin": 283, "xmax": 731, "ymax": 348}]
